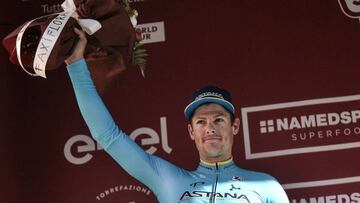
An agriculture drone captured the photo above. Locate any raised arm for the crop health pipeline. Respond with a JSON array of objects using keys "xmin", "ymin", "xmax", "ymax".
[
  {"xmin": 65, "ymin": 28, "xmax": 178, "ymax": 196},
  {"xmin": 65, "ymin": 28, "xmax": 121, "ymax": 149}
]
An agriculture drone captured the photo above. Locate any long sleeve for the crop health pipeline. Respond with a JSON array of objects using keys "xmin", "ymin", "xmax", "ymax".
[
  {"xmin": 66, "ymin": 59, "xmax": 181, "ymax": 198},
  {"xmin": 66, "ymin": 59, "xmax": 289, "ymax": 203},
  {"xmin": 67, "ymin": 59, "xmax": 121, "ymax": 149},
  {"xmin": 268, "ymin": 180, "xmax": 290, "ymax": 203}
]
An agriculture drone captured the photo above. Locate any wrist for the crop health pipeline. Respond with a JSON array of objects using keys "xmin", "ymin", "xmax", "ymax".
[{"xmin": 65, "ymin": 56, "xmax": 84, "ymax": 65}]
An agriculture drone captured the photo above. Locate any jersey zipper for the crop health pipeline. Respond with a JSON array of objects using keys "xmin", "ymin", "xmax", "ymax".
[{"xmin": 210, "ymin": 163, "xmax": 219, "ymax": 203}]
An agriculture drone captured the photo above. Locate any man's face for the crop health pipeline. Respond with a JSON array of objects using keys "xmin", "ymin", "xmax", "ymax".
[{"xmin": 187, "ymin": 103, "xmax": 240, "ymax": 163}]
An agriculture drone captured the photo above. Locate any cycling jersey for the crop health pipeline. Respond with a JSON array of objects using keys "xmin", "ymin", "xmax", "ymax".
[{"xmin": 67, "ymin": 59, "xmax": 290, "ymax": 203}]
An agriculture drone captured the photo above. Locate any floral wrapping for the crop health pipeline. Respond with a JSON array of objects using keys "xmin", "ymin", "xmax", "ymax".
[{"xmin": 2, "ymin": 0, "xmax": 139, "ymax": 93}]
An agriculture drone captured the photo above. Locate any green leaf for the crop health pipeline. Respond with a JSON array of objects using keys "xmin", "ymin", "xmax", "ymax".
[
  {"xmin": 134, "ymin": 49, "xmax": 146, "ymax": 54},
  {"xmin": 134, "ymin": 58, "xmax": 146, "ymax": 64},
  {"xmin": 134, "ymin": 53, "xmax": 148, "ymax": 58}
]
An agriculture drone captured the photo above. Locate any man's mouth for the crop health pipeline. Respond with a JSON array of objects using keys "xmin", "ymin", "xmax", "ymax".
[{"xmin": 203, "ymin": 136, "xmax": 222, "ymax": 143}]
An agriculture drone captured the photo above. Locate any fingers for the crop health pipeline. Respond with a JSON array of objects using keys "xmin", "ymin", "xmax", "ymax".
[
  {"xmin": 64, "ymin": 28, "xmax": 88, "ymax": 65},
  {"xmin": 74, "ymin": 27, "xmax": 87, "ymax": 43},
  {"xmin": 74, "ymin": 27, "xmax": 81, "ymax": 33}
]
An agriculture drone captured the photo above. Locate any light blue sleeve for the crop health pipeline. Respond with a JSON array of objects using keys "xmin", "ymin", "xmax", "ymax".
[
  {"xmin": 265, "ymin": 176, "xmax": 290, "ymax": 203},
  {"xmin": 246, "ymin": 170, "xmax": 290, "ymax": 203},
  {"xmin": 67, "ymin": 59, "xmax": 178, "ymax": 196}
]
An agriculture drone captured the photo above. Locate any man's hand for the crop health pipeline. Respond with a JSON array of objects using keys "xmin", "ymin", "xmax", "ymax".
[{"xmin": 65, "ymin": 27, "xmax": 87, "ymax": 65}]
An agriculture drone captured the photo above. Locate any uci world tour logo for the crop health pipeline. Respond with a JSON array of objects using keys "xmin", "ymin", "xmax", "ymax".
[{"xmin": 241, "ymin": 95, "xmax": 360, "ymax": 159}]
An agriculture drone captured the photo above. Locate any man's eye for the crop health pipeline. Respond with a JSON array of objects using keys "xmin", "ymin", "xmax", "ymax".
[
  {"xmin": 196, "ymin": 120, "xmax": 205, "ymax": 125},
  {"xmin": 215, "ymin": 118, "xmax": 224, "ymax": 122}
]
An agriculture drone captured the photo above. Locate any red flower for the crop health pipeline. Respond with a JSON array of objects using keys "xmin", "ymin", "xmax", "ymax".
[{"xmin": 135, "ymin": 28, "xmax": 142, "ymax": 41}]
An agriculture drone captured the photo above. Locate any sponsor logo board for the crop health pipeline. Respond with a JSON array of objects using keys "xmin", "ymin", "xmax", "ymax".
[
  {"xmin": 136, "ymin": 21, "xmax": 165, "ymax": 44},
  {"xmin": 241, "ymin": 94, "xmax": 360, "ymax": 160}
]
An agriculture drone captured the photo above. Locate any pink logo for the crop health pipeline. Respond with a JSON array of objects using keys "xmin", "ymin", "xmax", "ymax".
[{"xmin": 338, "ymin": 0, "xmax": 360, "ymax": 18}]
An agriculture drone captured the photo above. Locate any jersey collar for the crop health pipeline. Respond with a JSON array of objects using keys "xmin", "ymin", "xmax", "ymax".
[{"xmin": 197, "ymin": 157, "xmax": 235, "ymax": 173}]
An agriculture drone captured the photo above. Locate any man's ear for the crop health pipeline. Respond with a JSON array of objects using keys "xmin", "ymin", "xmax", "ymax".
[
  {"xmin": 232, "ymin": 118, "xmax": 240, "ymax": 135},
  {"xmin": 188, "ymin": 123, "xmax": 195, "ymax": 140}
]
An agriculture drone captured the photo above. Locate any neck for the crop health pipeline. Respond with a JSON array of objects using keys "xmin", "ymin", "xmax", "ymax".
[{"xmin": 200, "ymin": 156, "xmax": 233, "ymax": 165}]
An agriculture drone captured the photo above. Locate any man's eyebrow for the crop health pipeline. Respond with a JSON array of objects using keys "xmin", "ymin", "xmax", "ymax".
[
  {"xmin": 215, "ymin": 112, "xmax": 226, "ymax": 116},
  {"xmin": 194, "ymin": 111, "xmax": 227, "ymax": 119},
  {"xmin": 212, "ymin": 111, "xmax": 227, "ymax": 117}
]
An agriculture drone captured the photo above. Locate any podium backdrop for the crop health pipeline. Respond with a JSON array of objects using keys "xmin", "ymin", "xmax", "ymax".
[{"xmin": 1, "ymin": 0, "xmax": 360, "ymax": 202}]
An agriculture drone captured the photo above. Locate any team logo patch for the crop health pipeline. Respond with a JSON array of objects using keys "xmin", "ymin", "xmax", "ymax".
[{"xmin": 232, "ymin": 176, "xmax": 244, "ymax": 182}]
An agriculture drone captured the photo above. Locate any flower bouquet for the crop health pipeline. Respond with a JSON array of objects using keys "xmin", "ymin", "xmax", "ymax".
[{"xmin": 2, "ymin": 0, "xmax": 146, "ymax": 93}]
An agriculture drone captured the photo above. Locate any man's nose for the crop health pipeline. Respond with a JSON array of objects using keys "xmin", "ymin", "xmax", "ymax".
[{"xmin": 206, "ymin": 123, "xmax": 216, "ymax": 134}]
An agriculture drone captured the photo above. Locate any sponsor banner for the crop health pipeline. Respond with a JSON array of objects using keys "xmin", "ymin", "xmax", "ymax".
[
  {"xmin": 241, "ymin": 95, "xmax": 360, "ymax": 160},
  {"xmin": 338, "ymin": 0, "xmax": 360, "ymax": 19},
  {"xmin": 283, "ymin": 176, "xmax": 360, "ymax": 190},
  {"xmin": 94, "ymin": 184, "xmax": 154, "ymax": 202},
  {"xmin": 63, "ymin": 117, "xmax": 172, "ymax": 165},
  {"xmin": 41, "ymin": 3, "xmax": 63, "ymax": 14},
  {"xmin": 136, "ymin": 21, "xmax": 165, "ymax": 44},
  {"xmin": 285, "ymin": 180, "xmax": 360, "ymax": 203}
]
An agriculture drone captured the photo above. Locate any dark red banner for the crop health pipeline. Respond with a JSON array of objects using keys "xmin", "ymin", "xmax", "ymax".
[{"xmin": 1, "ymin": 0, "xmax": 359, "ymax": 202}]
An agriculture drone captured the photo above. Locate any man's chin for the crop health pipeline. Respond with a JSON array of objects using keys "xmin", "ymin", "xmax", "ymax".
[{"xmin": 204, "ymin": 148, "xmax": 223, "ymax": 158}]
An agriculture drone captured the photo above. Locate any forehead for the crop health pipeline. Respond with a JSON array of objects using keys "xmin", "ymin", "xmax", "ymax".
[{"xmin": 192, "ymin": 103, "xmax": 230, "ymax": 117}]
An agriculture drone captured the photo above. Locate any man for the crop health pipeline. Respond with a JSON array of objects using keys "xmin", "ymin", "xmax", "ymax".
[{"xmin": 66, "ymin": 28, "xmax": 289, "ymax": 202}]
